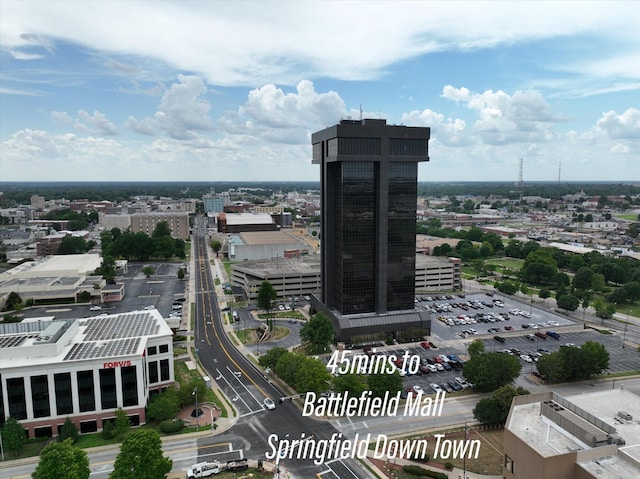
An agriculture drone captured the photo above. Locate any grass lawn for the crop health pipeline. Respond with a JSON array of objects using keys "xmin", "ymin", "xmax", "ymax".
[
  {"xmin": 485, "ymin": 257, "xmax": 524, "ymax": 270},
  {"xmin": 615, "ymin": 302, "xmax": 640, "ymax": 318},
  {"xmin": 616, "ymin": 214, "xmax": 638, "ymax": 221}
]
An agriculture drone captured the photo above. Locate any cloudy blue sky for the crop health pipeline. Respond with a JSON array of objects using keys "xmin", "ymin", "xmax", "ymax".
[{"xmin": 1, "ymin": 1, "xmax": 639, "ymax": 183}]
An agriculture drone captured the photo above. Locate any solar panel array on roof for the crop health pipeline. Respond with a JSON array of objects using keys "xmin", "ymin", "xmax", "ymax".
[
  {"xmin": 0, "ymin": 334, "xmax": 29, "ymax": 348},
  {"xmin": 83, "ymin": 312, "xmax": 159, "ymax": 341},
  {"xmin": 64, "ymin": 337, "xmax": 140, "ymax": 361}
]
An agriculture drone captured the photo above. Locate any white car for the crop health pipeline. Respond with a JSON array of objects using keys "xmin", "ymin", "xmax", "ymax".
[
  {"xmin": 429, "ymin": 383, "xmax": 443, "ymax": 394},
  {"xmin": 263, "ymin": 398, "xmax": 276, "ymax": 410},
  {"xmin": 520, "ymin": 354, "xmax": 533, "ymax": 363},
  {"xmin": 454, "ymin": 377, "xmax": 470, "ymax": 389},
  {"xmin": 143, "ymin": 305, "xmax": 155, "ymax": 310},
  {"xmin": 89, "ymin": 305, "xmax": 102, "ymax": 311},
  {"xmin": 412, "ymin": 385, "xmax": 423, "ymax": 394}
]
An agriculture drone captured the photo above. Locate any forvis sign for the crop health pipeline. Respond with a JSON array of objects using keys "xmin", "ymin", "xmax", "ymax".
[{"xmin": 102, "ymin": 360, "xmax": 132, "ymax": 369}]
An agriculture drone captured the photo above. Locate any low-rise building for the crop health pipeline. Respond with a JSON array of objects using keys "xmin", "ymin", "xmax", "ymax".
[
  {"xmin": 0, "ymin": 310, "xmax": 174, "ymax": 438},
  {"xmin": 504, "ymin": 389, "xmax": 640, "ymax": 479}
]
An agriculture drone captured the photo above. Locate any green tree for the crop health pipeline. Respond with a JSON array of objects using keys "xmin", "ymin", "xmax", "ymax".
[
  {"xmin": 293, "ymin": 356, "xmax": 332, "ymax": 394},
  {"xmin": 59, "ymin": 417, "xmax": 79, "ymax": 443},
  {"xmin": 109, "ymin": 430, "xmax": 172, "ymax": 479},
  {"xmin": 367, "ymin": 370, "xmax": 403, "ymax": 398},
  {"xmin": 211, "ymin": 240, "xmax": 222, "ymax": 257},
  {"xmin": 536, "ymin": 352, "xmax": 564, "ymax": 382},
  {"xmin": 152, "ymin": 236, "xmax": 176, "ymax": 260},
  {"xmin": 114, "ymin": 408, "xmax": 131, "ymax": 438},
  {"xmin": 5, "ymin": 291, "xmax": 22, "ymax": 311},
  {"xmin": 557, "ymin": 294, "xmax": 580, "ymax": 312},
  {"xmin": 463, "ymin": 352, "xmax": 522, "ymax": 392},
  {"xmin": 579, "ymin": 341, "xmax": 610, "ymax": 374},
  {"xmin": 539, "ymin": 288, "xmax": 551, "ymax": 302},
  {"xmin": 57, "ymin": 235, "xmax": 90, "ymax": 255},
  {"xmin": 572, "ymin": 267, "xmax": 594, "ymax": 291},
  {"xmin": 146, "ymin": 389, "xmax": 179, "ymax": 422},
  {"xmin": 473, "ymin": 385, "xmax": 529, "ymax": 425},
  {"xmin": 467, "ymin": 339, "xmax": 485, "ymax": 358},
  {"xmin": 141, "ymin": 266, "xmax": 155, "ymax": 278},
  {"xmin": 151, "ymin": 221, "xmax": 172, "ymax": 239},
  {"xmin": 258, "ymin": 346, "xmax": 289, "ymax": 370},
  {"xmin": 300, "ymin": 313, "xmax": 334, "ymax": 353},
  {"xmin": 177, "ymin": 267, "xmax": 185, "ymax": 280},
  {"xmin": 32, "ymin": 438, "xmax": 90, "ymax": 479},
  {"xmin": 332, "ymin": 373, "xmax": 368, "ymax": 396},
  {"xmin": 1, "ymin": 417, "xmax": 26, "ymax": 456},
  {"xmin": 256, "ymin": 280, "xmax": 277, "ymax": 329}
]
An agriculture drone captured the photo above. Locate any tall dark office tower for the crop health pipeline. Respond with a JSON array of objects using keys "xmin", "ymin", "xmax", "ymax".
[{"xmin": 311, "ymin": 119, "xmax": 431, "ymax": 343}]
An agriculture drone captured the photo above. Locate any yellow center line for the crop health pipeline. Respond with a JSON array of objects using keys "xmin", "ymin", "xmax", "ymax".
[{"xmin": 197, "ymin": 240, "xmax": 269, "ymax": 400}]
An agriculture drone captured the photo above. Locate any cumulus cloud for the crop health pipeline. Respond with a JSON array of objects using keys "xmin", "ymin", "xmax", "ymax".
[
  {"xmin": 75, "ymin": 110, "xmax": 118, "ymax": 136},
  {"xmin": 50, "ymin": 110, "xmax": 117, "ymax": 135},
  {"xmin": 126, "ymin": 75, "xmax": 215, "ymax": 140},
  {"xmin": 220, "ymin": 80, "xmax": 346, "ymax": 144},
  {"xmin": 595, "ymin": 108, "xmax": 640, "ymax": 139},
  {"xmin": 401, "ymin": 108, "xmax": 471, "ymax": 147},
  {"xmin": 441, "ymin": 85, "xmax": 560, "ymax": 145}
]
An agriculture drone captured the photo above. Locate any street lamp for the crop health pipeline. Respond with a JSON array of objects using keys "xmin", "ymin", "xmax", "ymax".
[{"xmin": 193, "ymin": 387, "xmax": 199, "ymax": 431}]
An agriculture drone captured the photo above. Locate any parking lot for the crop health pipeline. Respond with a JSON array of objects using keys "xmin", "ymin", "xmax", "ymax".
[
  {"xmin": 18, "ymin": 262, "xmax": 186, "ymax": 322},
  {"xmin": 421, "ymin": 292, "xmax": 576, "ymax": 342}
]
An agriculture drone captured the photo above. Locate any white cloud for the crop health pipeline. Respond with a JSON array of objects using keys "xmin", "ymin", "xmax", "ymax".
[
  {"xmin": 401, "ymin": 108, "xmax": 471, "ymax": 147},
  {"xmin": 595, "ymin": 108, "xmax": 640, "ymax": 139},
  {"xmin": 220, "ymin": 80, "xmax": 346, "ymax": 144},
  {"xmin": 441, "ymin": 85, "xmax": 560, "ymax": 145},
  {"xmin": 2, "ymin": 2, "xmax": 638, "ymax": 87},
  {"xmin": 50, "ymin": 111, "xmax": 73, "ymax": 126},
  {"xmin": 126, "ymin": 75, "xmax": 215, "ymax": 140},
  {"xmin": 75, "ymin": 110, "xmax": 118, "ymax": 136}
]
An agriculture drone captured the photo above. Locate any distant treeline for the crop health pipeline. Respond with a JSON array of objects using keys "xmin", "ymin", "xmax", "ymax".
[{"xmin": 0, "ymin": 181, "xmax": 638, "ymax": 205}]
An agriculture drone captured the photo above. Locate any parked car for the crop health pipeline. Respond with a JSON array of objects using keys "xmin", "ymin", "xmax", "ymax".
[
  {"xmin": 429, "ymin": 383, "xmax": 443, "ymax": 394},
  {"xmin": 525, "ymin": 334, "xmax": 536, "ymax": 341},
  {"xmin": 547, "ymin": 331, "xmax": 560, "ymax": 339},
  {"xmin": 455, "ymin": 377, "xmax": 470, "ymax": 389},
  {"xmin": 89, "ymin": 305, "xmax": 102, "ymax": 311},
  {"xmin": 448, "ymin": 379, "xmax": 463, "ymax": 391},
  {"xmin": 535, "ymin": 331, "xmax": 547, "ymax": 339},
  {"xmin": 494, "ymin": 335, "xmax": 506, "ymax": 343}
]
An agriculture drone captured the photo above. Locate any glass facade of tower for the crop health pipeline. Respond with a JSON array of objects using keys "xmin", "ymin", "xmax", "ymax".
[
  {"xmin": 387, "ymin": 161, "xmax": 418, "ymax": 311},
  {"xmin": 313, "ymin": 119, "xmax": 430, "ymax": 326}
]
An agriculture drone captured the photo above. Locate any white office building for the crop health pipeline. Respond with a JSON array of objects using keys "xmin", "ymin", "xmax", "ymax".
[{"xmin": 0, "ymin": 310, "xmax": 174, "ymax": 438}]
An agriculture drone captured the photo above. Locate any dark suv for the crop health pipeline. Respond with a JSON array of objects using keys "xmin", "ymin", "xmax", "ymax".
[{"xmin": 494, "ymin": 335, "xmax": 506, "ymax": 343}]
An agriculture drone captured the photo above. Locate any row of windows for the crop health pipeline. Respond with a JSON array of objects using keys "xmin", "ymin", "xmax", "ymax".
[
  {"xmin": 147, "ymin": 344, "xmax": 169, "ymax": 356},
  {"xmin": 320, "ymin": 138, "xmax": 428, "ymax": 157},
  {"xmin": 0, "ymin": 363, "xmax": 159, "ymax": 420}
]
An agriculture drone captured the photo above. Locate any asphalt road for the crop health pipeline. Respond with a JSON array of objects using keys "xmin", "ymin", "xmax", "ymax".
[{"xmin": 191, "ymin": 219, "xmax": 374, "ymax": 478}]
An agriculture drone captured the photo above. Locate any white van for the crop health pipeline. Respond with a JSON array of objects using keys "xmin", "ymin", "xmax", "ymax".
[{"xmin": 187, "ymin": 461, "xmax": 221, "ymax": 478}]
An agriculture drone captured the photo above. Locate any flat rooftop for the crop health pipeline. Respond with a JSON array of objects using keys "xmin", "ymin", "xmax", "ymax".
[
  {"xmin": 232, "ymin": 256, "xmax": 321, "ymax": 276},
  {"xmin": 0, "ymin": 310, "xmax": 172, "ymax": 369}
]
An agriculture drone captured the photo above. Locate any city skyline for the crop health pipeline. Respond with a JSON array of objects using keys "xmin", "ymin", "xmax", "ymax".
[{"xmin": 1, "ymin": 1, "xmax": 639, "ymax": 183}]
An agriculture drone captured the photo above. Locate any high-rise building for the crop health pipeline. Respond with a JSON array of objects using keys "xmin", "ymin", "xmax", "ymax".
[{"xmin": 311, "ymin": 118, "xmax": 431, "ymax": 343}]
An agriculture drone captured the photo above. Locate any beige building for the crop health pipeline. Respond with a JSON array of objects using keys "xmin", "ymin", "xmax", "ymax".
[
  {"xmin": 504, "ymin": 389, "xmax": 640, "ymax": 479},
  {"xmin": 130, "ymin": 212, "xmax": 190, "ymax": 239},
  {"xmin": 415, "ymin": 255, "xmax": 462, "ymax": 291},
  {"xmin": 0, "ymin": 254, "xmax": 107, "ymax": 307}
]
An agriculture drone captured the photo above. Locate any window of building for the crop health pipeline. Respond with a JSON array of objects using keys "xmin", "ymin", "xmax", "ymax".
[
  {"xmin": 54, "ymin": 372, "xmax": 73, "ymax": 415},
  {"xmin": 389, "ymin": 138, "xmax": 428, "ymax": 156},
  {"xmin": 7, "ymin": 377, "xmax": 27, "ymax": 420},
  {"xmin": 31, "ymin": 375, "xmax": 51, "ymax": 418},
  {"xmin": 121, "ymin": 366, "xmax": 138, "ymax": 407},
  {"xmin": 148, "ymin": 346, "xmax": 157, "ymax": 356},
  {"xmin": 80, "ymin": 420, "xmax": 97, "ymax": 434},
  {"xmin": 159, "ymin": 344, "xmax": 169, "ymax": 354},
  {"xmin": 160, "ymin": 359, "xmax": 170, "ymax": 381},
  {"xmin": 99, "ymin": 369, "xmax": 117, "ymax": 410},
  {"xmin": 149, "ymin": 361, "xmax": 159, "ymax": 384},
  {"xmin": 77, "ymin": 370, "xmax": 95, "ymax": 412},
  {"xmin": 34, "ymin": 426, "xmax": 53, "ymax": 438}
]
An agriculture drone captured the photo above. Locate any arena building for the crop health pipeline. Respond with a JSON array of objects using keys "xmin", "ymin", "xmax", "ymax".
[{"xmin": 0, "ymin": 309, "xmax": 174, "ymax": 438}]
